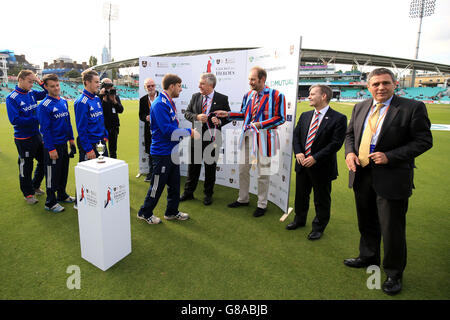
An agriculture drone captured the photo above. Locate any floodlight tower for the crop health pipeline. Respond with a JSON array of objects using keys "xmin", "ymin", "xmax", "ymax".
[
  {"xmin": 409, "ymin": 0, "xmax": 436, "ymax": 87},
  {"xmin": 103, "ymin": 2, "xmax": 119, "ymax": 63}
]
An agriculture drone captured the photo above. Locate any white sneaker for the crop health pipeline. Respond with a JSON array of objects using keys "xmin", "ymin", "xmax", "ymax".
[
  {"xmin": 25, "ymin": 196, "xmax": 38, "ymax": 205},
  {"xmin": 34, "ymin": 188, "xmax": 45, "ymax": 196},
  {"xmin": 60, "ymin": 196, "xmax": 75, "ymax": 203},
  {"xmin": 73, "ymin": 203, "xmax": 78, "ymax": 210},
  {"xmin": 164, "ymin": 212, "xmax": 189, "ymax": 221},
  {"xmin": 45, "ymin": 203, "xmax": 65, "ymax": 213},
  {"xmin": 137, "ymin": 213, "xmax": 161, "ymax": 224}
]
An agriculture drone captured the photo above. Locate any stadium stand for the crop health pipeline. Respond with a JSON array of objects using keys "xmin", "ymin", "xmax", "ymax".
[
  {"xmin": 0, "ymin": 81, "xmax": 138, "ymax": 102},
  {"xmin": 1, "ymin": 80, "xmax": 447, "ymax": 103}
]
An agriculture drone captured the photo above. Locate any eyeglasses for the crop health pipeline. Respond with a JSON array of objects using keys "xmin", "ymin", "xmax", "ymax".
[{"xmin": 146, "ymin": 85, "xmax": 155, "ymax": 88}]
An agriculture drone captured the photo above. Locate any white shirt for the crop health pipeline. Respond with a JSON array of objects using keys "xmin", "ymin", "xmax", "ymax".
[
  {"xmin": 148, "ymin": 94, "xmax": 157, "ymax": 124},
  {"xmin": 309, "ymin": 105, "xmax": 330, "ymax": 130},
  {"xmin": 202, "ymin": 90, "xmax": 215, "ymax": 114},
  {"xmin": 362, "ymin": 95, "xmax": 393, "ymax": 145}
]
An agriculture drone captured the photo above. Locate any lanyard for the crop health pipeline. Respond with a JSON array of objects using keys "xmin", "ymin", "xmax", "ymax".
[
  {"xmin": 368, "ymin": 104, "xmax": 390, "ymax": 135},
  {"xmin": 161, "ymin": 91, "xmax": 177, "ymax": 113},
  {"xmin": 161, "ymin": 91, "xmax": 179, "ymax": 125}
]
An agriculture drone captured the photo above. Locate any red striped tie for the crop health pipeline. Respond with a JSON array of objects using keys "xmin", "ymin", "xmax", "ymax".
[
  {"xmin": 202, "ymin": 95, "xmax": 208, "ymax": 114},
  {"xmin": 251, "ymin": 93, "xmax": 260, "ymax": 121},
  {"xmin": 305, "ymin": 111, "xmax": 319, "ymax": 157}
]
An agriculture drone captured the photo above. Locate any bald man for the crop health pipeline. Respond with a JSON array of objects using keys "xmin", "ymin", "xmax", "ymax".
[
  {"xmin": 139, "ymin": 78, "xmax": 159, "ymax": 181},
  {"xmin": 99, "ymin": 78, "xmax": 123, "ymax": 159}
]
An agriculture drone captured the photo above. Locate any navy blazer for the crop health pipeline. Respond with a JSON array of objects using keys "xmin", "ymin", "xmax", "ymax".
[{"xmin": 293, "ymin": 107, "xmax": 347, "ymax": 182}]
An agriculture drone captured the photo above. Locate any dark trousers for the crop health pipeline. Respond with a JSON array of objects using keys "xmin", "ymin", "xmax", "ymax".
[
  {"xmin": 44, "ymin": 144, "xmax": 70, "ymax": 207},
  {"xmin": 183, "ymin": 140, "xmax": 217, "ymax": 197},
  {"xmin": 147, "ymin": 153, "xmax": 153, "ymax": 178},
  {"xmin": 294, "ymin": 169, "xmax": 332, "ymax": 232},
  {"xmin": 353, "ymin": 167, "xmax": 408, "ymax": 279},
  {"xmin": 139, "ymin": 155, "xmax": 180, "ymax": 218},
  {"xmin": 14, "ymin": 134, "xmax": 45, "ymax": 197},
  {"xmin": 107, "ymin": 127, "xmax": 119, "ymax": 159}
]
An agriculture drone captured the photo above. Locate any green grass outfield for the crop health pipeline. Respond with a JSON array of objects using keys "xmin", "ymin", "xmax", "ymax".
[{"xmin": 0, "ymin": 101, "xmax": 449, "ymax": 300}]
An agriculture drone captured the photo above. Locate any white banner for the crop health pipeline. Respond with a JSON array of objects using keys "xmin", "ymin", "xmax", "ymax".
[{"xmin": 139, "ymin": 43, "xmax": 299, "ymax": 212}]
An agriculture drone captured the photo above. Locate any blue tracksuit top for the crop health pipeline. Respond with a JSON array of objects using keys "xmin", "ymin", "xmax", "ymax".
[
  {"xmin": 74, "ymin": 89, "xmax": 108, "ymax": 153},
  {"xmin": 150, "ymin": 91, "xmax": 191, "ymax": 156},
  {"xmin": 6, "ymin": 84, "xmax": 47, "ymax": 139},
  {"xmin": 37, "ymin": 95, "xmax": 74, "ymax": 151}
]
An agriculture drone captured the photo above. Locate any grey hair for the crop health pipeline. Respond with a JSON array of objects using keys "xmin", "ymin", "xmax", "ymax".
[
  {"xmin": 201, "ymin": 73, "xmax": 217, "ymax": 88},
  {"xmin": 367, "ymin": 68, "xmax": 396, "ymax": 83}
]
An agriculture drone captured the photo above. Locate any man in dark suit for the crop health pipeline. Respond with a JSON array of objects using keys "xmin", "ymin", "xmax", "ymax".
[
  {"xmin": 344, "ymin": 68, "xmax": 432, "ymax": 295},
  {"xmin": 288, "ymin": 85, "xmax": 347, "ymax": 240},
  {"xmin": 139, "ymin": 78, "xmax": 159, "ymax": 182},
  {"xmin": 180, "ymin": 73, "xmax": 230, "ymax": 205}
]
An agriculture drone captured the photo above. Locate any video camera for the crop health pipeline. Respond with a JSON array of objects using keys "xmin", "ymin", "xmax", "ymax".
[{"xmin": 100, "ymin": 82, "xmax": 116, "ymax": 96}]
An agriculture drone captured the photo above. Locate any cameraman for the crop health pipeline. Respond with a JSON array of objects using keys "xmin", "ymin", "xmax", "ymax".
[{"xmin": 99, "ymin": 78, "xmax": 123, "ymax": 159}]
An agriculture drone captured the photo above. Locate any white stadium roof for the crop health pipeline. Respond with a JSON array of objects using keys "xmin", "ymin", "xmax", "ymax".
[{"xmin": 91, "ymin": 47, "xmax": 450, "ymax": 74}]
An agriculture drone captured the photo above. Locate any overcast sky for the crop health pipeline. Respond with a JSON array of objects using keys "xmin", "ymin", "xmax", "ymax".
[{"xmin": 1, "ymin": 0, "xmax": 449, "ymax": 69}]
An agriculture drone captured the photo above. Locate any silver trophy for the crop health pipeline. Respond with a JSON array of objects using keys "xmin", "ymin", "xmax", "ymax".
[{"xmin": 96, "ymin": 140, "xmax": 106, "ymax": 163}]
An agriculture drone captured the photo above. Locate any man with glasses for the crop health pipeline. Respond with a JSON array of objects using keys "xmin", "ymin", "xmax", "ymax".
[{"xmin": 139, "ymin": 78, "xmax": 159, "ymax": 182}]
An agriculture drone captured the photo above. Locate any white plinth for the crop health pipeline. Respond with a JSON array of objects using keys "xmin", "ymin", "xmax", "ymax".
[{"xmin": 75, "ymin": 157, "xmax": 132, "ymax": 271}]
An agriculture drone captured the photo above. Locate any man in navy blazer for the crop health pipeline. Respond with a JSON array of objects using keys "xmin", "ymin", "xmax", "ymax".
[{"xmin": 288, "ymin": 85, "xmax": 347, "ymax": 241}]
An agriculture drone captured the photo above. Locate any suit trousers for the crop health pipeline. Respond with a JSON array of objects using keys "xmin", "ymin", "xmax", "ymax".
[
  {"xmin": 353, "ymin": 166, "xmax": 408, "ymax": 279},
  {"xmin": 295, "ymin": 169, "xmax": 332, "ymax": 232},
  {"xmin": 184, "ymin": 139, "xmax": 218, "ymax": 197},
  {"xmin": 238, "ymin": 136, "xmax": 271, "ymax": 209},
  {"xmin": 14, "ymin": 134, "xmax": 45, "ymax": 197},
  {"xmin": 44, "ymin": 143, "xmax": 70, "ymax": 207}
]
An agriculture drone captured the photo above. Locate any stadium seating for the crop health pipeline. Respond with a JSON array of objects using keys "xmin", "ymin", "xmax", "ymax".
[
  {"xmin": 1, "ymin": 80, "xmax": 447, "ymax": 103},
  {"xmin": 0, "ymin": 81, "xmax": 138, "ymax": 102}
]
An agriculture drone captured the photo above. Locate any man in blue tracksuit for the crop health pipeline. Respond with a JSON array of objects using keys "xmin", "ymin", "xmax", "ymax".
[
  {"xmin": 137, "ymin": 74, "xmax": 200, "ymax": 225},
  {"xmin": 73, "ymin": 70, "xmax": 109, "ymax": 209},
  {"xmin": 37, "ymin": 74, "xmax": 76, "ymax": 213},
  {"xmin": 74, "ymin": 70, "xmax": 109, "ymax": 162},
  {"xmin": 6, "ymin": 70, "xmax": 46, "ymax": 204}
]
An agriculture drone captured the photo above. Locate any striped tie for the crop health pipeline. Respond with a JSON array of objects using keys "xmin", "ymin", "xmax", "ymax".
[
  {"xmin": 305, "ymin": 111, "xmax": 320, "ymax": 157},
  {"xmin": 202, "ymin": 95, "xmax": 208, "ymax": 114},
  {"xmin": 251, "ymin": 92, "xmax": 260, "ymax": 121}
]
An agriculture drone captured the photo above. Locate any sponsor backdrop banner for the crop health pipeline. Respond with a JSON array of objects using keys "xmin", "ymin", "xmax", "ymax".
[{"xmin": 139, "ymin": 43, "xmax": 299, "ymax": 212}]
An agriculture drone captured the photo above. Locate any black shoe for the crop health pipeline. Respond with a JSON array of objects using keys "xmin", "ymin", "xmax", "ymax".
[
  {"xmin": 228, "ymin": 201, "xmax": 249, "ymax": 208},
  {"xmin": 180, "ymin": 193, "xmax": 194, "ymax": 202},
  {"xmin": 307, "ymin": 231, "xmax": 323, "ymax": 240},
  {"xmin": 382, "ymin": 277, "xmax": 402, "ymax": 295},
  {"xmin": 286, "ymin": 216, "xmax": 305, "ymax": 230},
  {"xmin": 343, "ymin": 257, "xmax": 380, "ymax": 268},
  {"xmin": 203, "ymin": 195, "xmax": 212, "ymax": 206},
  {"xmin": 253, "ymin": 207, "xmax": 266, "ymax": 217},
  {"xmin": 144, "ymin": 175, "xmax": 151, "ymax": 182}
]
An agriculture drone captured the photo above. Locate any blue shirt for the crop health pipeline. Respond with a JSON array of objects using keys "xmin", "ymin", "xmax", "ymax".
[
  {"xmin": 362, "ymin": 95, "xmax": 393, "ymax": 145},
  {"xmin": 37, "ymin": 95, "xmax": 74, "ymax": 151},
  {"xmin": 6, "ymin": 84, "xmax": 47, "ymax": 139},
  {"xmin": 150, "ymin": 92, "xmax": 191, "ymax": 156},
  {"xmin": 74, "ymin": 89, "xmax": 108, "ymax": 153}
]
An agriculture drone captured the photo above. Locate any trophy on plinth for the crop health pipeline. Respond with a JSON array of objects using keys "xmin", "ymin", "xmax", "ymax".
[{"xmin": 96, "ymin": 140, "xmax": 106, "ymax": 163}]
